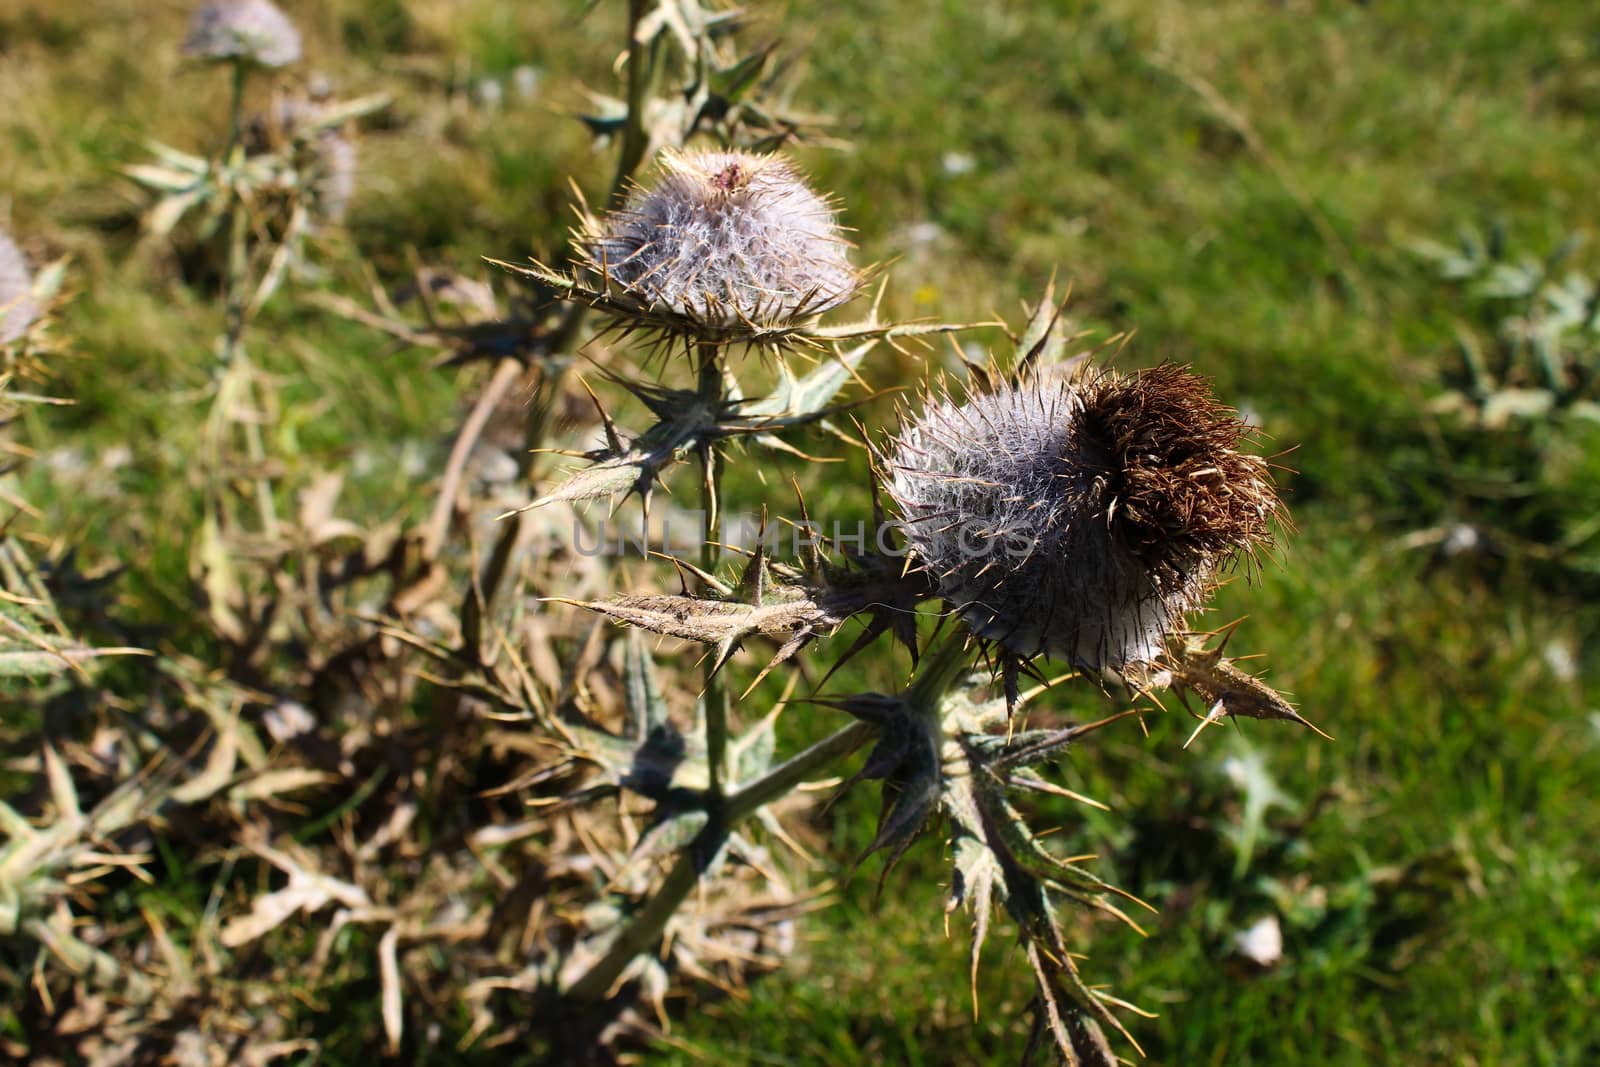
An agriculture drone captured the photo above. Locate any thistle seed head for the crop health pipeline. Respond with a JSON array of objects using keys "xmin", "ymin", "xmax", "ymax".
[
  {"xmin": 182, "ymin": 0, "xmax": 302, "ymax": 69},
  {"xmin": 887, "ymin": 365, "xmax": 1281, "ymax": 670},
  {"xmin": 583, "ymin": 149, "xmax": 860, "ymax": 340},
  {"xmin": 0, "ymin": 232, "xmax": 38, "ymax": 345}
]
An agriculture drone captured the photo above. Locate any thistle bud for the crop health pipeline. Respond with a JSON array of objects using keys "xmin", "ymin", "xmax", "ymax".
[
  {"xmin": 0, "ymin": 232, "xmax": 37, "ymax": 345},
  {"xmin": 584, "ymin": 149, "xmax": 860, "ymax": 341},
  {"xmin": 182, "ymin": 0, "xmax": 302, "ymax": 69},
  {"xmin": 887, "ymin": 365, "xmax": 1281, "ymax": 670}
]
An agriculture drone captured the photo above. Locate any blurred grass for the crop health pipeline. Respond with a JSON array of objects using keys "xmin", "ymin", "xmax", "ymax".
[{"xmin": 4, "ymin": 0, "xmax": 1600, "ymax": 1063}]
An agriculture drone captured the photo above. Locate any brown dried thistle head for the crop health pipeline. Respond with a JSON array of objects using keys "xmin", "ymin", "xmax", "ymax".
[
  {"xmin": 580, "ymin": 148, "xmax": 861, "ymax": 344},
  {"xmin": 182, "ymin": 0, "xmax": 302, "ymax": 69},
  {"xmin": 886, "ymin": 363, "xmax": 1282, "ymax": 671}
]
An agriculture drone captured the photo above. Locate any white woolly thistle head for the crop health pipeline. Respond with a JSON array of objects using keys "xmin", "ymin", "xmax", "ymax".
[
  {"xmin": 886, "ymin": 364, "xmax": 1282, "ymax": 671},
  {"xmin": 0, "ymin": 232, "xmax": 38, "ymax": 345},
  {"xmin": 581, "ymin": 149, "xmax": 861, "ymax": 343},
  {"xmin": 182, "ymin": 0, "xmax": 302, "ymax": 69}
]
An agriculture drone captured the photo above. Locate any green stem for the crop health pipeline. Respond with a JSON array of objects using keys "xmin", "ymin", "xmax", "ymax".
[
  {"xmin": 726, "ymin": 719, "xmax": 874, "ymax": 822},
  {"xmin": 469, "ymin": 0, "xmax": 655, "ymax": 629},
  {"xmin": 223, "ymin": 59, "xmax": 247, "ymax": 164},
  {"xmin": 564, "ymin": 844, "xmax": 701, "ymax": 1002},
  {"xmin": 697, "ymin": 343, "xmax": 728, "ymax": 799},
  {"xmin": 563, "ymin": 718, "xmax": 874, "ymax": 1002},
  {"xmin": 220, "ymin": 191, "xmax": 249, "ymax": 365},
  {"xmin": 216, "ymin": 130, "xmax": 277, "ymax": 538},
  {"xmin": 907, "ymin": 630, "xmax": 975, "ymax": 709},
  {"xmin": 609, "ymin": 0, "xmax": 653, "ymax": 208}
]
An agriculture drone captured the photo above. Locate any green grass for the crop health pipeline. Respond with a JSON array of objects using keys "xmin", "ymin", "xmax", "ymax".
[{"xmin": 5, "ymin": 0, "xmax": 1600, "ymax": 1063}]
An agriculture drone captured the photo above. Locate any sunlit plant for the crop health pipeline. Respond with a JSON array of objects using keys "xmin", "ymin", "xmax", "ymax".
[{"xmin": 4, "ymin": 2, "xmax": 1327, "ymax": 1064}]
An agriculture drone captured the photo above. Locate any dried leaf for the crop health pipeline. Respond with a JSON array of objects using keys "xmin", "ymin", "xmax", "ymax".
[{"xmin": 227, "ymin": 769, "xmax": 338, "ymax": 805}]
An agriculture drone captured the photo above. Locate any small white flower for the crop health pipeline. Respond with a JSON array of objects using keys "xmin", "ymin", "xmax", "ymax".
[
  {"xmin": 941, "ymin": 151, "xmax": 976, "ymax": 176},
  {"xmin": 512, "ymin": 65, "xmax": 542, "ymax": 101},
  {"xmin": 1233, "ymin": 915, "xmax": 1283, "ymax": 967},
  {"xmin": 475, "ymin": 78, "xmax": 505, "ymax": 111},
  {"xmin": 1544, "ymin": 639, "xmax": 1578, "ymax": 683}
]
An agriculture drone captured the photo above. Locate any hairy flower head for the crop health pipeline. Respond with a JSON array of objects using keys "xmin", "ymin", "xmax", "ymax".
[
  {"xmin": 182, "ymin": 0, "xmax": 302, "ymax": 68},
  {"xmin": 0, "ymin": 232, "xmax": 38, "ymax": 345},
  {"xmin": 886, "ymin": 365, "xmax": 1281, "ymax": 669},
  {"xmin": 583, "ymin": 149, "xmax": 860, "ymax": 341}
]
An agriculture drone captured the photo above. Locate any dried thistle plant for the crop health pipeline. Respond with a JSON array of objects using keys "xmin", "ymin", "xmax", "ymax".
[{"xmin": 7, "ymin": 3, "xmax": 1326, "ymax": 1065}]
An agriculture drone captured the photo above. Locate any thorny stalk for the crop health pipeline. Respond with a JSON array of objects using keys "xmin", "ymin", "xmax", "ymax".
[
  {"xmin": 610, "ymin": 0, "xmax": 654, "ymax": 209},
  {"xmin": 215, "ymin": 61, "xmax": 278, "ymax": 541},
  {"xmin": 466, "ymin": 0, "xmax": 657, "ymax": 632},
  {"xmin": 564, "ymin": 716, "xmax": 877, "ymax": 1002},
  {"xmin": 222, "ymin": 58, "xmax": 247, "ymax": 164},
  {"xmin": 564, "ymin": 636, "xmax": 970, "ymax": 1004},
  {"xmin": 698, "ymin": 341, "xmax": 729, "ymax": 799}
]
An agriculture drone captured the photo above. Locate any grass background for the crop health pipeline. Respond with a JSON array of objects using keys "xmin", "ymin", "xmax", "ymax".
[{"xmin": 5, "ymin": 0, "xmax": 1600, "ymax": 1063}]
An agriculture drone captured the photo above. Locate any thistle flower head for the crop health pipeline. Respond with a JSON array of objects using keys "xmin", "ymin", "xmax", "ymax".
[
  {"xmin": 887, "ymin": 364, "xmax": 1281, "ymax": 670},
  {"xmin": 0, "ymin": 232, "xmax": 38, "ymax": 345},
  {"xmin": 182, "ymin": 0, "xmax": 302, "ymax": 69},
  {"xmin": 582, "ymin": 148, "xmax": 860, "ymax": 342}
]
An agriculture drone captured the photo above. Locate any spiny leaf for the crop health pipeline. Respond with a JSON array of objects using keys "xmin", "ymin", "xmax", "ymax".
[
  {"xmin": 729, "ymin": 708, "xmax": 780, "ymax": 786},
  {"xmin": 623, "ymin": 629, "xmax": 671, "ymax": 740},
  {"xmin": 1162, "ymin": 628, "xmax": 1332, "ymax": 741},
  {"xmin": 741, "ymin": 338, "xmax": 876, "ymax": 422},
  {"xmin": 1013, "ymin": 276, "xmax": 1074, "ymax": 380}
]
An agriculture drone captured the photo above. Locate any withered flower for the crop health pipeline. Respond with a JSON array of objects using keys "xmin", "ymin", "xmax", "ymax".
[{"xmin": 887, "ymin": 364, "xmax": 1280, "ymax": 670}]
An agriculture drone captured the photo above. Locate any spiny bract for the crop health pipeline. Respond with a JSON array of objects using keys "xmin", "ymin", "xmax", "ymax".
[
  {"xmin": 887, "ymin": 365, "xmax": 1281, "ymax": 670},
  {"xmin": 584, "ymin": 149, "xmax": 860, "ymax": 337},
  {"xmin": 0, "ymin": 232, "xmax": 38, "ymax": 345},
  {"xmin": 182, "ymin": 0, "xmax": 302, "ymax": 69}
]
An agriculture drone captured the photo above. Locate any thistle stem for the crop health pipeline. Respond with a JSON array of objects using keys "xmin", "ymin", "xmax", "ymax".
[
  {"xmin": 609, "ymin": 0, "xmax": 652, "ymax": 209},
  {"xmin": 216, "ymin": 128, "xmax": 277, "ymax": 540},
  {"xmin": 563, "ymin": 843, "xmax": 701, "ymax": 1002},
  {"xmin": 697, "ymin": 342, "xmax": 728, "ymax": 799},
  {"xmin": 468, "ymin": 0, "xmax": 657, "ymax": 632},
  {"xmin": 725, "ymin": 719, "xmax": 874, "ymax": 823},
  {"xmin": 563, "ymin": 717, "xmax": 874, "ymax": 1002},
  {"xmin": 223, "ymin": 59, "xmax": 247, "ymax": 164}
]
